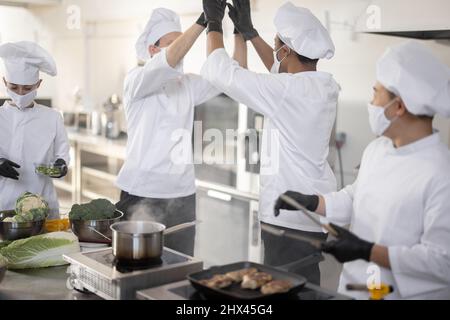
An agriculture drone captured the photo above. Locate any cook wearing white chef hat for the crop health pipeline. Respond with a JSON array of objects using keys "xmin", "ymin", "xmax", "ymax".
[
  {"xmin": 274, "ymin": 1, "xmax": 335, "ymax": 61},
  {"xmin": 275, "ymin": 41, "xmax": 450, "ymax": 299},
  {"xmin": 0, "ymin": 41, "xmax": 57, "ymax": 110},
  {"xmin": 135, "ymin": 8, "xmax": 182, "ymax": 62},
  {"xmin": 367, "ymin": 40, "xmax": 450, "ymax": 137},
  {"xmin": 0, "ymin": 41, "xmax": 70, "ymax": 220},
  {"xmin": 116, "ymin": 8, "xmax": 220, "ymax": 257},
  {"xmin": 202, "ymin": 0, "xmax": 340, "ymax": 285},
  {"xmin": 376, "ymin": 40, "xmax": 450, "ymax": 118}
]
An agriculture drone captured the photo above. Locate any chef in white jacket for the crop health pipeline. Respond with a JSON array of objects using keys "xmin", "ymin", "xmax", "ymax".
[
  {"xmin": 201, "ymin": 0, "xmax": 339, "ymax": 283},
  {"xmin": 115, "ymin": 8, "xmax": 219, "ymax": 256},
  {"xmin": 0, "ymin": 42, "xmax": 70, "ymax": 219},
  {"xmin": 275, "ymin": 41, "xmax": 450, "ymax": 299}
]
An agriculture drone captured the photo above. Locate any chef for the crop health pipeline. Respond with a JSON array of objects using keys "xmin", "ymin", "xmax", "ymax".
[
  {"xmin": 115, "ymin": 8, "xmax": 219, "ymax": 256},
  {"xmin": 0, "ymin": 41, "xmax": 70, "ymax": 219},
  {"xmin": 201, "ymin": 0, "xmax": 340, "ymax": 284},
  {"xmin": 275, "ymin": 41, "xmax": 450, "ymax": 299}
]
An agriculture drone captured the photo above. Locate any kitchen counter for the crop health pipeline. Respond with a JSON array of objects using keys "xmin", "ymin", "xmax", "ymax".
[
  {"xmin": 0, "ymin": 266, "xmax": 101, "ymax": 300},
  {"xmin": 0, "ymin": 266, "xmax": 350, "ymax": 300},
  {"xmin": 67, "ymin": 130, "xmax": 127, "ymax": 159}
]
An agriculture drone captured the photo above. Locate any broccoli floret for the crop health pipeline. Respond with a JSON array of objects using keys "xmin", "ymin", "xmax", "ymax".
[{"xmin": 69, "ymin": 199, "xmax": 116, "ymax": 221}]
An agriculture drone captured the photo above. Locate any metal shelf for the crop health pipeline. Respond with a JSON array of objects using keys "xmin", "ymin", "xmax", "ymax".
[
  {"xmin": 81, "ymin": 166, "xmax": 117, "ymax": 183},
  {"xmin": 53, "ymin": 180, "xmax": 73, "ymax": 193}
]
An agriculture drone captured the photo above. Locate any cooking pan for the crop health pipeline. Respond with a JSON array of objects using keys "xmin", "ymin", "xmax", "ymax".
[
  {"xmin": 110, "ymin": 221, "xmax": 196, "ymax": 263},
  {"xmin": 188, "ymin": 261, "xmax": 308, "ymax": 300}
]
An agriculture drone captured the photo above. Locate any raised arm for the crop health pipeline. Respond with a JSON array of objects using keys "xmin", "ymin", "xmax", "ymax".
[
  {"xmin": 129, "ymin": 15, "xmax": 207, "ymax": 101},
  {"xmin": 232, "ymin": 33, "xmax": 248, "ymax": 69},
  {"xmin": 167, "ymin": 14, "xmax": 207, "ymax": 67},
  {"xmin": 227, "ymin": 0, "xmax": 274, "ymax": 71},
  {"xmin": 250, "ymin": 36, "xmax": 274, "ymax": 72}
]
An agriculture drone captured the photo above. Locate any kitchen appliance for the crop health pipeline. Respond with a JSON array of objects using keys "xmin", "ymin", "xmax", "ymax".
[
  {"xmin": 90, "ymin": 110, "xmax": 102, "ymax": 135},
  {"xmin": 102, "ymin": 94, "xmax": 125, "ymax": 139},
  {"xmin": 63, "ymin": 247, "xmax": 203, "ymax": 300},
  {"xmin": 188, "ymin": 261, "xmax": 308, "ymax": 300},
  {"xmin": 137, "ymin": 280, "xmax": 353, "ymax": 300},
  {"xmin": 110, "ymin": 221, "xmax": 196, "ymax": 263}
]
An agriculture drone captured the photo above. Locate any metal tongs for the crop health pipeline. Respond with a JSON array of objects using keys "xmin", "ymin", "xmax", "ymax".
[
  {"xmin": 278, "ymin": 194, "xmax": 339, "ymax": 237},
  {"xmin": 260, "ymin": 223, "xmax": 325, "ymax": 249}
]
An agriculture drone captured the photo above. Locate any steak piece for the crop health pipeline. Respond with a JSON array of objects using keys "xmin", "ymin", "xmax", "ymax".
[
  {"xmin": 261, "ymin": 280, "xmax": 293, "ymax": 295},
  {"xmin": 199, "ymin": 275, "xmax": 233, "ymax": 289},
  {"xmin": 225, "ymin": 268, "xmax": 258, "ymax": 283},
  {"xmin": 241, "ymin": 272, "xmax": 273, "ymax": 290}
]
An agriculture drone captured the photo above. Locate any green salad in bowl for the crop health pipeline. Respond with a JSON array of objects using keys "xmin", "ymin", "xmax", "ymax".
[{"xmin": 35, "ymin": 163, "xmax": 63, "ymax": 178}]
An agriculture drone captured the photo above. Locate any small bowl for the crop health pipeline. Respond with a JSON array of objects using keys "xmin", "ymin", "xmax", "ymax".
[
  {"xmin": 70, "ymin": 210, "xmax": 124, "ymax": 244},
  {"xmin": 0, "ymin": 210, "xmax": 46, "ymax": 241},
  {"xmin": 34, "ymin": 163, "xmax": 64, "ymax": 178}
]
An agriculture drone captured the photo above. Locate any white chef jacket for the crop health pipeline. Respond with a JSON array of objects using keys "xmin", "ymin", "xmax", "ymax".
[
  {"xmin": 202, "ymin": 49, "xmax": 340, "ymax": 232},
  {"xmin": 324, "ymin": 133, "xmax": 450, "ymax": 299},
  {"xmin": 0, "ymin": 102, "xmax": 70, "ymax": 219},
  {"xmin": 116, "ymin": 49, "xmax": 219, "ymax": 198}
]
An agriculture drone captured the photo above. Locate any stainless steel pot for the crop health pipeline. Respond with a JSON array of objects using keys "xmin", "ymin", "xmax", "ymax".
[{"xmin": 110, "ymin": 221, "xmax": 195, "ymax": 262}]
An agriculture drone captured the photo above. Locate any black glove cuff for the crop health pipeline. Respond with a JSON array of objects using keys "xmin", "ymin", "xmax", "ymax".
[
  {"xmin": 361, "ymin": 241, "xmax": 375, "ymax": 262},
  {"xmin": 243, "ymin": 29, "xmax": 259, "ymax": 41},
  {"xmin": 306, "ymin": 195, "xmax": 320, "ymax": 212},
  {"xmin": 207, "ymin": 21, "xmax": 223, "ymax": 34}
]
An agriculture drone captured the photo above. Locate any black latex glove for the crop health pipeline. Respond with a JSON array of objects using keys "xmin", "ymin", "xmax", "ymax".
[
  {"xmin": 0, "ymin": 158, "xmax": 20, "ymax": 180},
  {"xmin": 227, "ymin": 0, "xmax": 259, "ymax": 41},
  {"xmin": 196, "ymin": 12, "xmax": 208, "ymax": 28},
  {"xmin": 321, "ymin": 223, "xmax": 375, "ymax": 263},
  {"xmin": 53, "ymin": 158, "xmax": 68, "ymax": 179},
  {"xmin": 274, "ymin": 191, "xmax": 319, "ymax": 217},
  {"xmin": 203, "ymin": 0, "xmax": 227, "ymax": 34}
]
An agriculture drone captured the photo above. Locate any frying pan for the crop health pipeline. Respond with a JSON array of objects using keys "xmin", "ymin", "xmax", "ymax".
[{"xmin": 188, "ymin": 261, "xmax": 308, "ymax": 300}]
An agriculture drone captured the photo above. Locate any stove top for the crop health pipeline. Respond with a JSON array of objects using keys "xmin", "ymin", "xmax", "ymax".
[
  {"xmin": 83, "ymin": 248, "xmax": 189, "ymax": 273},
  {"xmin": 137, "ymin": 281, "xmax": 354, "ymax": 301},
  {"xmin": 63, "ymin": 248, "xmax": 203, "ymax": 300}
]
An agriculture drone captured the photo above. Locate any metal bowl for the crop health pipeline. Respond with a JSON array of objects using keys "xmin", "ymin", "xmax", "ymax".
[
  {"xmin": 70, "ymin": 210, "xmax": 124, "ymax": 244},
  {"xmin": 0, "ymin": 210, "xmax": 46, "ymax": 241}
]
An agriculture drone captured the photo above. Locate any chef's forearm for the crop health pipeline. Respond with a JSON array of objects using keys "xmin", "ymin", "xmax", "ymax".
[
  {"xmin": 233, "ymin": 34, "xmax": 248, "ymax": 69},
  {"xmin": 370, "ymin": 245, "xmax": 391, "ymax": 269},
  {"xmin": 315, "ymin": 195, "xmax": 326, "ymax": 216},
  {"xmin": 207, "ymin": 31, "xmax": 225, "ymax": 55},
  {"xmin": 250, "ymin": 36, "xmax": 274, "ymax": 72},
  {"xmin": 166, "ymin": 24, "xmax": 204, "ymax": 68}
]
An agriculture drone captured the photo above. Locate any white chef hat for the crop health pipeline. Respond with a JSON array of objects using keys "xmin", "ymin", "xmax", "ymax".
[
  {"xmin": 377, "ymin": 41, "xmax": 450, "ymax": 118},
  {"xmin": 0, "ymin": 41, "xmax": 57, "ymax": 86},
  {"xmin": 274, "ymin": 2, "xmax": 335, "ymax": 60},
  {"xmin": 135, "ymin": 8, "xmax": 181, "ymax": 61}
]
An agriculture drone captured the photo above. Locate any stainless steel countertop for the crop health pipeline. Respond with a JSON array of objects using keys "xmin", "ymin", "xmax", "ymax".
[
  {"xmin": 0, "ymin": 266, "xmax": 101, "ymax": 300},
  {"xmin": 67, "ymin": 129, "xmax": 127, "ymax": 159}
]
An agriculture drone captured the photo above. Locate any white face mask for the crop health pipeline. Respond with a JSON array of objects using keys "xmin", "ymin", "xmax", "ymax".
[
  {"xmin": 270, "ymin": 45, "xmax": 289, "ymax": 74},
  {"xmin": 7, "ymin": 88, "xmax": 37, "ymax": 110},
  {"xmin": 367, "ymin": 98, "xmax": 399, "ymax": 136}
]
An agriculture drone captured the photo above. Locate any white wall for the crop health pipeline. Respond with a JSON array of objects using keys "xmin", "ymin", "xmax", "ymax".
[
  {"xmin": 0, "ymin": 5, "xmax": 56, "ymax": 98},
  {"xmin": 1, "ymin": 0, "xmax": 449, "ymax": 183}
]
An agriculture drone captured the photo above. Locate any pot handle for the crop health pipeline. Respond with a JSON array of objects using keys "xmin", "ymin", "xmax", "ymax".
[
  {"xmin": 164, "ymin": 221, "xmax": 197, "ymax": 236},
  {"xmin": 88, "ymin": 226, "xmax": 112, "ymax": 241}
]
